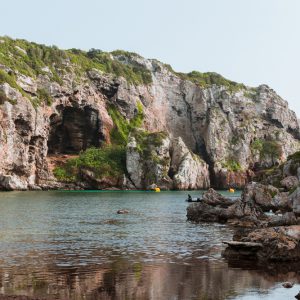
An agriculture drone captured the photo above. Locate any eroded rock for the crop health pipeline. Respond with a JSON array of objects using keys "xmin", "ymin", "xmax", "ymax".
[{"xmin": 224, "ymin": 226, "xmax": 300, "ymax": 262}]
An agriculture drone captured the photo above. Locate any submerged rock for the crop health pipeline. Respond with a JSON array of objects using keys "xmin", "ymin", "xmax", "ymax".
[
  {"xmin": 282, "ymin": 282, "xmax": 294, "ymax": 288},
  {"xmin": 117, "ymin": 209, "xmax": 129, "ymax": 214}
]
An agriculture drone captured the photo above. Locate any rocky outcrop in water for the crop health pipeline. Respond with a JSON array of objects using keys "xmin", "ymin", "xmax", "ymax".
[
  {"xmin": 0, "ymin": 37, "xmax": 299, "ymax": 190},
  {"xmin": 187, "ymin": 183, "xmax": 300, "ymax": 262},
  {"xmin": 223, "ymin": 226, "xmax": 300, "ymax": 262}
]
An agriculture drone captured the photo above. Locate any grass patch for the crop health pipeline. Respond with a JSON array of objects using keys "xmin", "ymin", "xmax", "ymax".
[
  {"xmin": 54, "ymin": 102, "xmax": 145, "ymax": 182},
  {"xmin": 108, "ymin": 102, "xmax": 144, "ymax": 145},
  {"xmin": 222, "ymin": 159, "xmax": 242, "ymax": 172},
  {"xmin": 69, "ymin": 48, "xmax": 152, "ymax": 85},
  {"xmin": 244, "ymin": 89, "xmax": 257, "ymax": 99},
  {"xmin": 0, "ymin": 36, "xmax": 152, "ymax": 90},
  {"xmin": 0, "ymin": 36, "xmax": 66, "ymax": 82},
  {"xmin": 53, "ymin": 146, "xmax": 126, "ymax": 182},
  {"xmin": 133, "ymin": 130, "xmax": 168, "ymax": 158},
  {"xmin": 37, "ymin": 88, "xmax": 53, "ymax": 105},
  {"xmin": 175, "ymin": 71, "xmax": 246, "ymax": 92},
  {"xmin": 0, "ymin": 69, "xmax": 27, "ymax": 97}
]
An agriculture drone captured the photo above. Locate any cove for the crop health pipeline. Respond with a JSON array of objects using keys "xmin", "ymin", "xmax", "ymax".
[{"xmin": 0, "ymin": 191, "xmax": 299, "ymax": 299}]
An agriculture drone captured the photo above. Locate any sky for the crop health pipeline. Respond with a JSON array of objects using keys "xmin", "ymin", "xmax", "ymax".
[{"xmin": 0, "ymin": 0, "xmax": 299, "ymax": 116}]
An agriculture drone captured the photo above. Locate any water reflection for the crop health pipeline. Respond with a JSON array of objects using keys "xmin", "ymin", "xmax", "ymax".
[
  {"xmin": 0, "ymin": 191, "xmax": 299, "ymax": 299},
  {"xmin": 1, "ymin": 258, "xmax": 300, "ymax": 300}
]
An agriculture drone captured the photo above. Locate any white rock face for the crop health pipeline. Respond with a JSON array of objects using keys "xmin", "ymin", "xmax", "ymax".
[
  {"xmin": 0, "ymin": 49, "xmax": 299, "ymax": 190},
  {"xmin": 172, "ymin": 137, "xmax": 210, "ymax": 189},
  {"xmin": 0, "ymin": 174, "xmax": 28, "ymax": 190},
  {"xmin": 125, "ymin": 134, "xmax": 210, "ymax": 190},
  {"xmin": 280, "ymin": 176, "xmax": 299, "ymax": 190},
  {"xmin": 16, "ymin": 74, "xmax": 37, "ymax": 94}
]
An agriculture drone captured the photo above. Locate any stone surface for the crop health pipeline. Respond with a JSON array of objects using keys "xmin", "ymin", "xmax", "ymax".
[
  {"xmin": 0, "ymin": 174, "xmax": 28, "ymax": 190},
  {"xmin": 126, "ymin": 136, "xmax": 143, "ymax": 189},
  {"xmin": 171, "ymin": 137, "xmax": 210, "ymax": 190},
  {"xmin": 0, "ymin": 41, "xmax": 300, "ymax": 190},
  {"xmin": 202, "ymin": 188, "xmax": 233, "ymax": 207},
  {"xmin": 289, "ymin": 187, "xmax": 300, "ymax": 216},
  {"xmin": 280, "ymin": 176, "xmax": 299, "ymax": 190},
  {"xmin": 223, "ymin": 226, "xmax": 300, "ymax": 262},
  {"xmin": 187, "ymin": 183, "xmax": 299, "ymax": 227},
  {"xmin": 242, "ymin": 182, "xmax": 280, "ymax": 212},
  {"xmin": 186, "ymin": 187, "xmax": 264, "ymax": 226},
  {"xmin": 126, "ymin": 134, "xmax": 210, "ymax": 190}
]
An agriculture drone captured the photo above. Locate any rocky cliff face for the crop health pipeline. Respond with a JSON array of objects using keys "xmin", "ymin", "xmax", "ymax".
[
  {"xmin": 0, "ymin": 37, "xmax": 299, "ymax": 190},
  {"xmin": 126, "ymin": 134, "xmax": 210, "ymax": 190}
]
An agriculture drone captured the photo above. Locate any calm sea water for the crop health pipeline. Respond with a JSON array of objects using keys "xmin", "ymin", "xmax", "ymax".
[{"xmin": 0, "ymin": 190, "xmax": 299, "ymax": 300}]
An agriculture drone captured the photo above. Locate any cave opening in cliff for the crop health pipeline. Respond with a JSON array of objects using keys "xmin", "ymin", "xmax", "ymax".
[{"xmin": 47, "ymin": 106, "xmax": 102, "ymax": 155}]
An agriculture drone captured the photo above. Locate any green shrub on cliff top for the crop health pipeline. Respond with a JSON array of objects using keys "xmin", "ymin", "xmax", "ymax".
[
  {"xmin": 68, "ymin": 48, "xmax": 152, "ymax": 85},
  {"xmin": 0, "ymin": 36, "xmax": 254, "ymax": 91},
  {"xmin": 0, "ymin": 37, "xmax": 152, "ymax": 88},
  {"xmin": 0, "ymin": 36, "xmax": 66, "ymax": 83},
  {"xmin": 176, "ymin": 71, "xmax": 246, "ymax": 92}
]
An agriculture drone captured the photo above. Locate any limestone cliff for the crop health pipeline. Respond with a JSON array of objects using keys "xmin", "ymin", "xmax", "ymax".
[{"xmin": 0, "ymin": 37, "xmax": 299, "ymax": 190}]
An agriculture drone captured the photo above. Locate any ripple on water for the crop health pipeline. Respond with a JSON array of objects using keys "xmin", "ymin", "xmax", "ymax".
[{"xmin": 0, "ymin": 190, "xmax": 298, "ymax": 300}]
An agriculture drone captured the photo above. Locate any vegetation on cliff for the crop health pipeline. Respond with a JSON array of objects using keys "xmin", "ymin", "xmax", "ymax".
[
  {"xmin": 108, "ymin": 101, "xmax": 144, "ymax": 145},
  {"xmin": 222, "ymin": 159, "xmax": 242, "ymax": 172},
  {"xmin": 251, "ymin": 138, "xmax": 282, "ymax": 164},
  {"xmin": 162, "ymin": 63, "xmax": 248, "ymax": 92},
  {"xmin": 53, "ymin": 102, "xmax": 145, "ymax": 183},
  {"xmin": 179, "ymin": 71, "xmax": 246, "ymax": 92},
  {"xmin": 53, "ymin": 146, "xmax": 126, "ymax": 182},
  {"xmin": 0, "ymin": 36, "xmax": 253, "ymax": 97},
  {"xmin": 0, "ymin": 36, "xmax": 152, "ymax": 87}
]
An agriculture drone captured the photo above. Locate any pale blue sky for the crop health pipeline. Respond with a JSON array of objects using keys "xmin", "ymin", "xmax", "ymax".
[{"xmin": 1, "ymin": 0, "xmax": 299, "ymax": 116}]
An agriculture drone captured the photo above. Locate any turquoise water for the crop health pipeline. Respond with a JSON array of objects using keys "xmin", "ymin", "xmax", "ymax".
[{"xmin": 0, "ymin": 190, "xmax": 299, "ymax": 300}]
